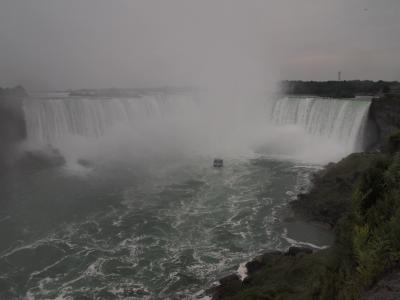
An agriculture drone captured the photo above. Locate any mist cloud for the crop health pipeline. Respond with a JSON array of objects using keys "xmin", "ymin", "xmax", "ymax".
[{"xmin": 0, "ymin": 0, "xmax": 399, "ymax": 90}]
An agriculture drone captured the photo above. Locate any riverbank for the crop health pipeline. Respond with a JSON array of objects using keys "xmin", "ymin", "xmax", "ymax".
[
  {"xmin": 208, "ymin": 95, "xmax": 400, "ymax": 299},
  {"xmin": 209, "ymin": 147, "xmax": 400, "ymax": 299}
]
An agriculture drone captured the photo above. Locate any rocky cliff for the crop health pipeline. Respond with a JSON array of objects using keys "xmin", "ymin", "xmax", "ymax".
[{"xmin": 365, "ymin": 95, "xmax": 400, "ymax": 150}]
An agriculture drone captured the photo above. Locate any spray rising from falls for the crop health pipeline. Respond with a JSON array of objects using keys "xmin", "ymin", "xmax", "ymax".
[{"xmin": 23, "ymin": 93, "xmax": 371, "ymax": 164}]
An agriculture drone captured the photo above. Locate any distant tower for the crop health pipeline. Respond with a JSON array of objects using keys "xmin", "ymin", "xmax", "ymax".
[{"xmin": 338, "ymin": 71, "xmax": 342, "ymax": 81}]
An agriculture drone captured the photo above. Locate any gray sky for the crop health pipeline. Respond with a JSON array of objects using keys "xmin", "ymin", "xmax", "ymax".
[{"xmin": 0, "ymin": 0, "xmax": 399, "ymax": 90}]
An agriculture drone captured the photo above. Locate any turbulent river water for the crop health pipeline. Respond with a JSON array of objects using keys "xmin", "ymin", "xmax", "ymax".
[{"xmin": 0, "ymin": 91, "xmax": 370, "ymax": 299}]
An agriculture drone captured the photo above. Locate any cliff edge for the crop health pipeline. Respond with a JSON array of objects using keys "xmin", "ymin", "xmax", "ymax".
[{"xmin": 365, "ymin": 94, "xmax": 400, "ymax": 150}]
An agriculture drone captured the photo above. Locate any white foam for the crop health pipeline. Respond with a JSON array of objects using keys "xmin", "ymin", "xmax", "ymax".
[
  {"xmin": 237, "ymin": 262, "xmax": 248, "ymax": 281},
  {"xmin": 282, "ymin": 228, "xmax": 330, "ymax": 250}
]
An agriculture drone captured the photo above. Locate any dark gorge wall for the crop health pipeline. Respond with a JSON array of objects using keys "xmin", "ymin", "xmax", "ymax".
[
  {"xmin": 364, "ymin": 95, "xmax": 400, "ymax": 151},
  {"xmin": 0, "ymin": 86, "xmax": 27, "ymax": 167}
]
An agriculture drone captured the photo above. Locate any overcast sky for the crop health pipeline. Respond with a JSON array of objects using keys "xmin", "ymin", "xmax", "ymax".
[{"xmin": 0, "ymin": 0, "xmax": 399, "ymax": 90}]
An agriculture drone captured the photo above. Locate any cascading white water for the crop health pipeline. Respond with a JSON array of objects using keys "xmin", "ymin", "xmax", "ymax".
[
  {"xmin": 271, "ymin": 97, "xmax": 371, "ymax": 152},
  {"xmin": 23, "ymin": 91, "xmax": 274, "ymax": 163},
  {"xmin": 22, "ymin": 93, "xmax": 371, "ymax": 164},
  {"xmin": 24, "ymin": 92, "xmax": 199, "ymax": 144}
]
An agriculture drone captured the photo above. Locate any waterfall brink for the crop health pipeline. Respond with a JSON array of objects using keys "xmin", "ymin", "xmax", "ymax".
[{"xmin": 271, "ymin": 97, "xmax": 371, "ymax": 153}]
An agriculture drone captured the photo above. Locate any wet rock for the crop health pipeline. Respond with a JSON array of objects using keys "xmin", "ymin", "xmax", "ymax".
[
  {"xmin": 245, "ymin": 259, "xmax": 264, "ymax": 274},
  {"xmin": 209, "ymin": 251, "xmax": 285, "ymax": 299},
  {"xmin": 286, "ymin": 246, "xmax": 313, "ymax": 257},
  {"xmin": 204, "ymin": 284, "xmax": 220, "ymax": 299},
  {"xmin": 219, "ymin": 273, "xmax": 241, "ymax": 286},
  {"xmin": 77, "ymin": 158, "xmax": 93, "ymax": 167},
  {"xmin": 17, "ymin": 148, "xmax": 65, "ymax": 170},
  {"xmin": 210, "ymin": 274, "xmax": 242, "ymax": 299},
  {"xmin": 245, "ymin": 250, "xmax": 282, "ymax": 274}
]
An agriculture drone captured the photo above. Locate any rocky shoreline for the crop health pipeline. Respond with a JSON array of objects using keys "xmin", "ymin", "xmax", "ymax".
[
  {"xmin": 206, "ymin": 247, "xmax": 315, "ymax": 299},
  {"xmin": 206, "ymin": 93, "xmax": 400, "ymax": 300}
]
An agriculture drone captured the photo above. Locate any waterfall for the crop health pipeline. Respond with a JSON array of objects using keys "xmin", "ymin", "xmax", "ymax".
[
  {"xmin": 24, "ymin": 92, "xmax": 199, "ymax": 145},
  {"xmin": 22, "ymin": 93, "xmax": 372, "ymax": 164},
  {"xmin": 271, "ymin": 97, "xmax": 371, "ymax": 152}
]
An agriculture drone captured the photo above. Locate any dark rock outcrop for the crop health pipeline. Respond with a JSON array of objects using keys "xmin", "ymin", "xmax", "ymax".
[
  {"xmin": 286, "ymin": 246, "xmax": 313, "ymax": 257},
  {"xmin": 366, "ymin": 95, "xmax": 400, "ymax": 150},
  {"xmin": 209, "ymin": 248, "xmax": 314, "ymax": 299},
  {"xmin": 245, "ymin": 251, "xmax": 283, "ymax": 275},
  {"xmin": 210, "ymin": 274, "xmax": 242, "ymax": 300},
  {"xmin": 16, "ymin": 148, "xmax": 66, "ymax": 170},
  {"xmin": 0, "ymin": 86, "xmax": 28, "ymax": 168}
]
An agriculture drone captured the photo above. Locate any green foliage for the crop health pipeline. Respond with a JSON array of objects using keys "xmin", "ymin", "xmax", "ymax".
[{"xmin": 335, "ymin": 153, "xmax": 400, "ymax": 298}]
